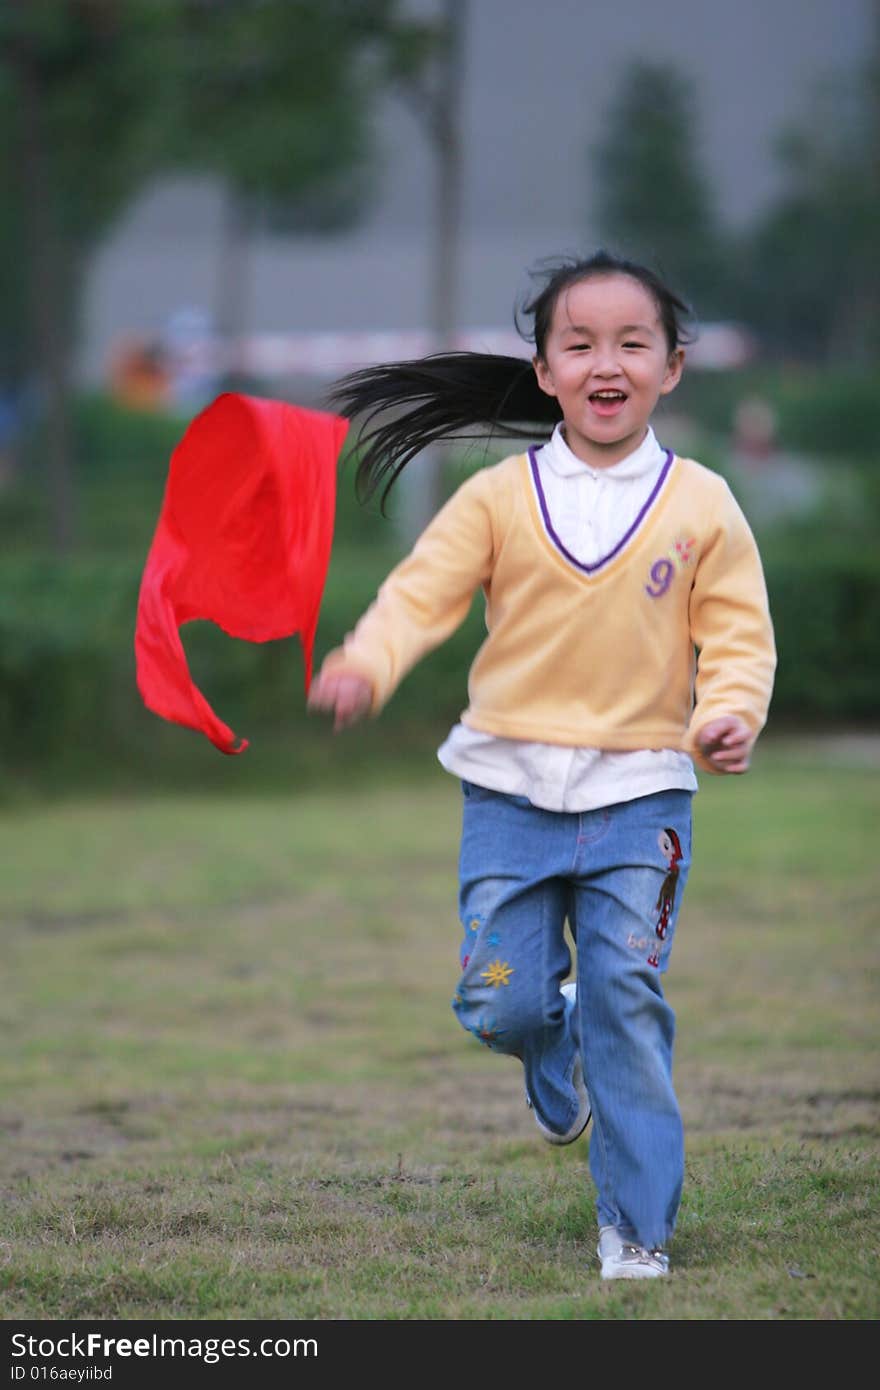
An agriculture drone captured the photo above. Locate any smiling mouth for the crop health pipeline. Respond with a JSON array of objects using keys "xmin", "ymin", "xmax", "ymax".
[{"xmin": 588, "ymin": 389, "xmax": 628, "ymax": 415}]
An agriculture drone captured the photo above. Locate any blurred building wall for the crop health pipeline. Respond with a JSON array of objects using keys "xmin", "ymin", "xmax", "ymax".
[{"xmin": 80, "ymin": 0, "xmax": 871, "ymax": 384}]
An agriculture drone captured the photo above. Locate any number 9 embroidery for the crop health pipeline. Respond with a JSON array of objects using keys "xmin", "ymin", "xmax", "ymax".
[{"xmin": 645, "ymin": 558, "xmax": 674, "ymax": 598}]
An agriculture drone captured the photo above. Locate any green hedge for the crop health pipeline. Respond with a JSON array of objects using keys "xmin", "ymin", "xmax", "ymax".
[
  {"xmin": 675, "ymin": 367, "xmax": 880, "ymax": 463},
  {"xmin": 13, "ymin": 394, "xmax": 394, "ymax": 555},
  {"xmin": 0, "ymin": 524, "xmax": 876, "ymax": 787},
  {"xmin": 762, "ymin": 543, "xmax": 880, "ymax": 720}
]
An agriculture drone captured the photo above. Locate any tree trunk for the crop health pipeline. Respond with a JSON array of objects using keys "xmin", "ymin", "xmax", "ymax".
[
  {"xmin": 430, "ymin": 0, "xmax": 464, "ymax": 355},
  {"xmin": 214, "ymin": 185, "xmax": 251, "ymax": 388},
  {"xmin": 399, "ymin": 0, "xmax": 466, "ymax": 544},
  {"xmin": 828, "ymin": 7, "xmax": 880, "ymax": 363},
  {"xmin": 17, "ymin": 30, "xmax": 76, "ymax": 553}
]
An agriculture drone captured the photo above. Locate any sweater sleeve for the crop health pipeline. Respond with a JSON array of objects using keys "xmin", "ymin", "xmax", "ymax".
[
  {"xmin": 319, "ymin": 467, "xmax": 497, "ymax": 713},
  {"xmin": 683, "ymin": 479, "xmax": 777, "ymax": 772}
]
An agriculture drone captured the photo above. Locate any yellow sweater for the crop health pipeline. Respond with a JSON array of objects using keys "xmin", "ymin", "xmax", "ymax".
[{"xmin": 321, "ymin": 451, "xmax": 777, "ymax": 773}]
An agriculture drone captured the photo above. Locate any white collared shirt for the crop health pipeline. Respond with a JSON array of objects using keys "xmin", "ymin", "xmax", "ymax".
[{"xmin": 436, "ymin": 423, "xmax": 698, "ymax": 812}]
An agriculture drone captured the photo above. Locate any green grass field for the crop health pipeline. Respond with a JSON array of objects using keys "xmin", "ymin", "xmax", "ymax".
[{"xmin": 1, "ymin": 735, "xmax": 878, "ymax": 1320}]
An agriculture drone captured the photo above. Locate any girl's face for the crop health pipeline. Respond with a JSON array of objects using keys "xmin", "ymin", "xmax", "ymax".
[{"xmin": 533, "ymin": 273, "xmax": 685, "ymax": 467}]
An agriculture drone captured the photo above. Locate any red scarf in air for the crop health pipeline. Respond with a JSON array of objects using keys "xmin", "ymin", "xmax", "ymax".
[{"xmin": 135, "ymin": 392, "xmax": 348, "ymax": 753}]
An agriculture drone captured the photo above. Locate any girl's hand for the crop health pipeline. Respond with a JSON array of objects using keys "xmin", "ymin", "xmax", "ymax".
[
  {"xmin": 306, "ymin": 669, "xmax": 372, "ymax": 732},
  {"xmin": 696, "ymin": 715, "xmax": 755, "ymax": 773}
]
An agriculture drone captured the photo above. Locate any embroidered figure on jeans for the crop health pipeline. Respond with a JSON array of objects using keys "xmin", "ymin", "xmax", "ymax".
[{"xmin": 648, "ymin": 828, "xmax": 684, "ymax": 967}]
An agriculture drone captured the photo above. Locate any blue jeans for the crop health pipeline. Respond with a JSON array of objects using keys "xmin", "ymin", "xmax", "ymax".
[{"xmin": 452, "ymin": 782, "xmax": 693, "ymax": 1251}]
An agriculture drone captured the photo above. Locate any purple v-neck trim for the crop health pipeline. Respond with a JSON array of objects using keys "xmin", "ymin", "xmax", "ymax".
[{"xmin": 527, "ymin": 444, "xmax": 674, "ymax": 576}]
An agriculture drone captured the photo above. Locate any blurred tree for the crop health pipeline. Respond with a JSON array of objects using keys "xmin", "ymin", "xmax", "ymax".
[
  {"xmin": 174, "ymin": 0, "xmax": 436, "ymax": 385},
  {"xmin": 592, "ymin": 61, "xmax": 728, "ymax": 317},
  {"xmin": 0, "ymin": 0, "xmax": 431, "ymax": 549},
  {"xmin": 386, "ymin": 0, "xmax": 464, "ymax": 359},
  {"xmin": 384, "ymin": 0, "xmax": 465, "ymax": 538},
  {"xmin": 0, "ymin": 0, "xmax": 178, "ymax": 548},
  {"xmin": 740, "ymin": 55, "xmax": 880, "ymax": 364}
]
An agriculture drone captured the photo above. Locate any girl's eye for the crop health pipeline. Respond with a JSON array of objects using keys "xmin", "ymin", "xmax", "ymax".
[
  {"xmin": 567, "ymin": 343, "xmax": 591, "ymax": 352},
  {"xmin": 623, "ymin": 341, "xmax": 647, "ymax": 349}
]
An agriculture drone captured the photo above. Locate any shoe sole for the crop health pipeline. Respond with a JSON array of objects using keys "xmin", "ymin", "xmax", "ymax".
[
  {"xmin": 530, "ymin": 1052, "xmax": 591, "ymax": 1145},
  {"xmin": 537, "ymin": 1109, "xmax": 591, "ymax": 1145}
]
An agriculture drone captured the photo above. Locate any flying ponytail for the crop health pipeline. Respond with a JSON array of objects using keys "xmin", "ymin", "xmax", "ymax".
[{"xmin": 328, "ymin": 351, "xmax": 559, "ymax": 509}]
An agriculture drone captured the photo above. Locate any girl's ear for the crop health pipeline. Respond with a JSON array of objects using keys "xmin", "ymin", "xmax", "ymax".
[
  {"xmin": 660, "ymin": 348, "xmax": 685, "ymax": 396},
  {"xmin": 533, "ymin": 353, "xmax": 557, "ymax": 399}
]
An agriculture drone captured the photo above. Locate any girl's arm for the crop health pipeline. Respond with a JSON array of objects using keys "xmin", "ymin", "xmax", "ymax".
[
  {"xmin": 684, "ymin": 481, "xmax": 777, "ymax": 774},
  {"xmin": 309, "ymin": 467, "xmax": 497, "ymax": 727}
]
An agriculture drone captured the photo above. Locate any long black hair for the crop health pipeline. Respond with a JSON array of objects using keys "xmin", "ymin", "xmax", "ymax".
[{"xmin": 327, "ymin": 250, "xmax": 693, "ymax": 509}]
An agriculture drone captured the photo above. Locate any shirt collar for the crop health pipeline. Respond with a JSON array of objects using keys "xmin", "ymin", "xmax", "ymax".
[{"xmin": 540, "ymin": 422, "xmax": 666, "ymax": 481}]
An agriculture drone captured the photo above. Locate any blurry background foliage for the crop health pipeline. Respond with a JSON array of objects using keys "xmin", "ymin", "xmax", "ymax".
[{"xmin": 0, "ymin": 2, "xmax": 877, "ymax": 794}]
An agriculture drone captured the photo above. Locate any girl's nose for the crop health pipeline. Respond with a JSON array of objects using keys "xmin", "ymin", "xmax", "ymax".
[{"xmin": 592, "ymin": 355, "xmax": 620, "ymax": 376}]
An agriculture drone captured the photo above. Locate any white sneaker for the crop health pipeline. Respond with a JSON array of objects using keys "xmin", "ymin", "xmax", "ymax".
[
  {"xmin": 560, "ymin": 981, "xmax": 577, "ymax": 1009},
  {"xmin": 526, "ymin": 982, "xmax": 591, "ymax": 1145},
  {"xmin": 598, "ymin": 1225, "xmax": 670, "ymax": 1279}
]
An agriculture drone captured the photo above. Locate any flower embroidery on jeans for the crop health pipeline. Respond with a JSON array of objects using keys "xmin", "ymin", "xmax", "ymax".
[
  {"xmin": 468, "ymin": 1016, "xmax": 506, "ymax": 1048},
  {"xmin": 480, "ymin": 959, "xmax": 514, "ymax": 988}
]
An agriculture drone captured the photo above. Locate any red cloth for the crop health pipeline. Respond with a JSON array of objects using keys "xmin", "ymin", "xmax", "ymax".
[{"xmin": 135, "ymin": 393, "xmax": 347, "ymax": 753}]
